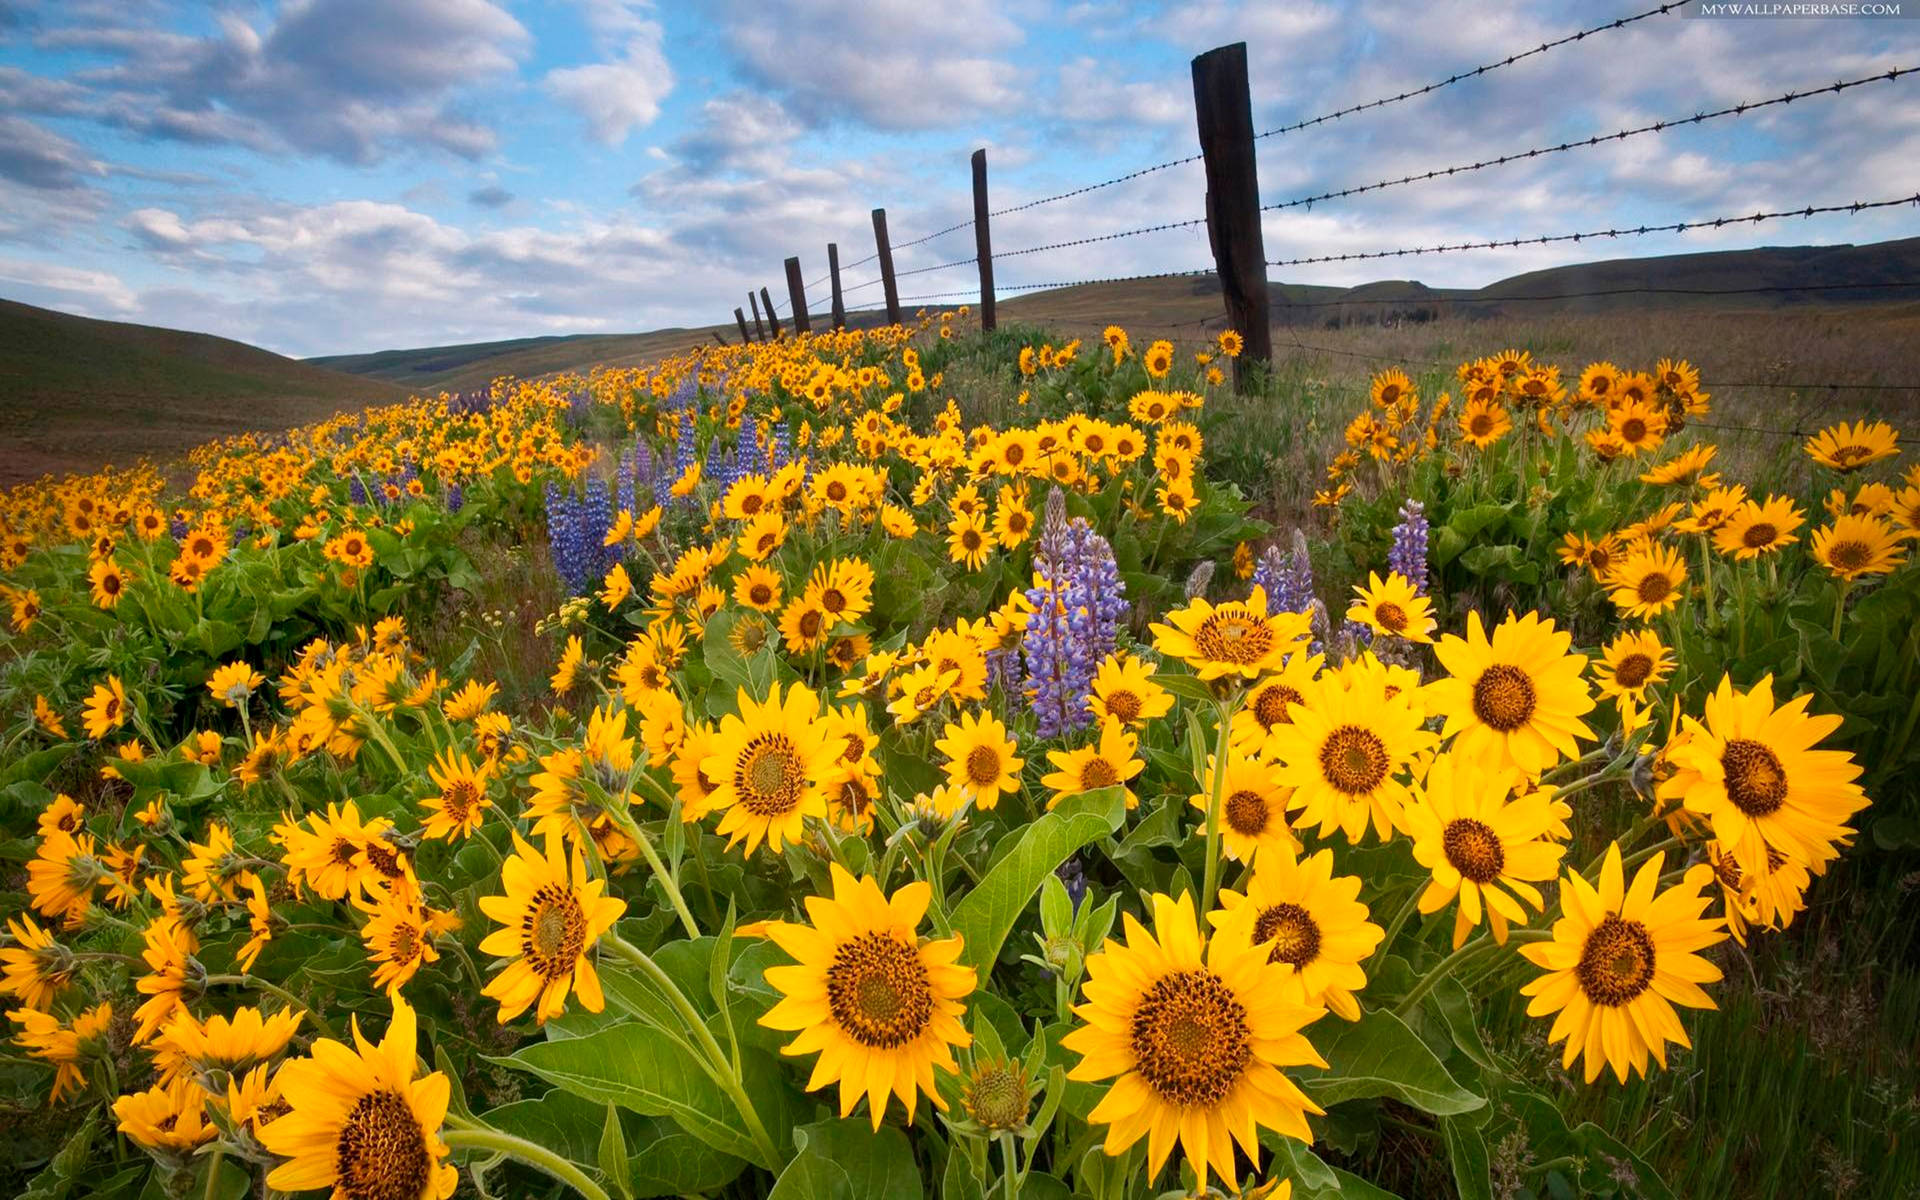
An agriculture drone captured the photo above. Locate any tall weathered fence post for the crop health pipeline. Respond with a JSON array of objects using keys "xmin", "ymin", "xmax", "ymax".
[
  {"xmin": 1191, "ymin": 42, "xmax": 1271, "ymax": 391},
  {"xmin": 971, "ymin": 148, "xmax": 996, "ymax": 332},
  {"xmin": 872, "ymin": 208, "xmax": 902, "ymax": 326},
  {"xmin": 748, "ymin": 291, "xmax": 766, "ymax": 340},
  {"xmin": 828, "ymin": 243, "xmax": 847, "ymax": 329},
  {"xmin": 761, "ymin": 287, "xmax": 782, "ymax": 338},
  {"xmin": 784, "ymin": 257, "xmax": 812, "ymax": 335},
  {"xmin": 734, "ymin": 307, "xmax": 752, "ymax": 343}
]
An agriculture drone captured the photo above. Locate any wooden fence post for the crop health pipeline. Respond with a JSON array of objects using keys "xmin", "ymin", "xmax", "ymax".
[
  {"xmin": 748, "ymin": 291, "xmax": 766, "ymax": 340},
  {"xmin": 784, "ymin": 257, "xmax": 811, "ymax": 334},
  {"xmin": 971, "ymin": 148, "xmax": 996, "ymax": 332},
  {"xmin": 1191, "ymin": 42, "xmax": 1271, "ymax": 390},
  {"xmin": 872, "ymin": 208, "xmax": 901, "ymax": 326},
  {"xmin": 761, "ymin": 287, "xmax": 782, "ymax": 338},
  {"xmin": 828, "ymin": 243, "xmax": 847, "ymax": 329},
  {"xmin": 734, "ymin": 307, "xmax": 752, "ymax": 343}
]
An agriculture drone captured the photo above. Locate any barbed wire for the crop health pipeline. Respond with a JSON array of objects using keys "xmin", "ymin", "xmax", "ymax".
[
  {"xmin": 992, "ymin": 215, "xmax": 1210, "ymax": 261},
  {"xmin": 895, "ymin": 266, "xmax": 1215, "ymax": 304},
  {"xmin": 1269, "ymin": 277, "xmax": 1920, "ymax": 309},
  {"xmin": 893, "ymin": 218, "xmax": 975, "ymax": 251},
  {"xmin": 987, "ymin": 153, "xmax": 1206, "ymax": 219},
  {"xmin": 1259, "ymin": 67, "xmax": 1915, "ymax": 213},
  {"xmin": 1264, "ymin": 195, "xmax": 1920, "ymax": 268},
  {"xmin": 1254, "ymin": 2, "xmax": 1685, "ymax": 142}
]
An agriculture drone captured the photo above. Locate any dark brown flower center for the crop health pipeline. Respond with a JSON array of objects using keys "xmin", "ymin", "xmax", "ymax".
[
  {"xmin": 1129, "ymin": 969, "xmax": 1251, "ymax": 1107},
  {"xmin": 1826, "ymin": 540, "xmax": 1871, "ymax": 572},
  {"xmin": 1574, "ymin": 915, "xmax": 1656, "ymax": 1006},
  {"xmin": 1223, "ymin": 789, "xmax": 1270, "ymax": 836},
  {"xmin": 1192, "ymin": 611, "xmax": 1273, "ymax": 665},
  {"xmin": 1252, "ymin": 685, "xmax": 1303, "ymax": 730},
  {"xmin": 522, "ymin": 883, "xmax": 587, "ymax": 980},
  {"xmin": 1612, "ymin": 653, "xmax": 1654, "ymax": 690},
  {"xmin": 1318, "ymin": 725, "xmax": 1389, "ymax": 795},
  {"xmin": 1742, "ymin": 523, "xmax": 1778, "ymax": 549},
  {"xmin": 1252, "ymin": 902, "xmax": 1321, "ymax": 967},
  {"xmin": 1472, "ymin": 664, "xmax": 1537, "ymax": 732},
  {"xmin": 826, "ymin": 932, "xmax": 933, "ymax": 1049},
  {"xmin": 1080, "ymin": 757, "xmax": 1120, "ymax": 790},
  {"xmin": 1637, "ymin": 572, "xmax": 1673, "ymax": 604},
  {"xmin": 335, "ymin": 1088, "xmax": 432, "ymax": 1200},
  {"xmin": 737, "ymin": 735, "xmax": 805, "ymax": 816},
  {"xmin": 1442, "ymin": 818, "xmax": 1505, "ymax": 883},
  {"xmin": 965, "ymin": 744, "xmax": 1003, "ymax": 787},
  {"xmin": 1721, "ymin": 738, "xmax": 1788, "ymax": 817},
  {"xmin": 1374, "ymin": 601, "xmax": 1408, "ymax": 632}
]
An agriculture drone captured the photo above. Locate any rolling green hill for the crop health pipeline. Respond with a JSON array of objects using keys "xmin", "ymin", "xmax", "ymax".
[{"xmin": 0, "ymin": 299, "xmax": 409, "ymax": 486}]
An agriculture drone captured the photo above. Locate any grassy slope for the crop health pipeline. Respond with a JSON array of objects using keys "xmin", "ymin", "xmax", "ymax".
[{"xmin": 0, "ymin": 298, "xmax": 410, "ymax": 485}]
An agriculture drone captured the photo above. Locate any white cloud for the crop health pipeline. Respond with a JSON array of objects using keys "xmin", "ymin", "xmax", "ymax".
[
  {"xmin": 720, "ymin": 0, "xmax": 1028, "ymax": 129},
  {"xmin": 0, "ymin": 256, "xmax": 137, "ymax": 311},
  {"xmin": 544, "ymin": 0, "xmax": 674, "ymax": 145}
]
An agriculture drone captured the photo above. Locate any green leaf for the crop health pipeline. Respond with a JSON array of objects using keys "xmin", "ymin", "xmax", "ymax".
[
  {"xmin": 1428, "ymin": 975, "xmax": 1499, "ymax": 1074},
  {"xmin": 1263, "ymin": 1137, "xmax": 1340, "ymax": 1196},
  {"xmin": 1298, "ymin": 1009, "xmax": 1484, "ymax": 1116},
  {"xmin": 1446, "ymin": 502, "xmax": 1512, "ymax": 540},
  {"xmin": 498, "ymin": 1023, "xmax": 775, "ymax": 1168},
  {"xmin": 765, "ymin": 1117, "xmax": 923, "ymax": 1200},
  {"xmin": 1442, "ymin": 1117, "xmax": 1493, "ymax": 1200},
  {"xmin": 949, "ymin": 788, "xmax": 1126, "ymax": 972},
  {"xmin": 1149, "ymin": 672, "xmax": 1215, "ymax": 705},
  {"xmin": 1569, "ymin": 1122, "xmax": 1675, "ymax": 1200},
  {"xmin": 485, "ymin": 1089, "xmax": 746, "ymax": 1199},
  {"xmin": 599, "ymin": 1103, "xmax": 634, "ymax": 1200}
]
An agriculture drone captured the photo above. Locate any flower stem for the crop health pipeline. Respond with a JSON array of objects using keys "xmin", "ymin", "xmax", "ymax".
[
  {"xmin": 1000, "ymin": 1131, "xmax": 1020, "ymax": 1200},
  {"xmin": 604, "ymin": 935, "xmax": 782, "ymax": 1170},
  {"xmin": 1831, "ymin": 578, "xmax": 1852, "ymax": 642},
  {"xmin": 1377, "ymin": 885, "xmax": 1423, "ymax": 955},
  {"xmin": 442, "ymin": 1124, "xmax": 612, "ymax": 1200},
  {"xmin": 1199, "ymin": 693, "xmax": 1241, "ymax": 915},
  {"xmin": 1394, "ymin": 935, "xmax": 1496, "ymax": 1018}
]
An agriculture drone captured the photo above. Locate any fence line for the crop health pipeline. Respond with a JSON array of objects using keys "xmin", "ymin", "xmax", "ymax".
[
  {"xmin": 1257, "ymin": 68, "xmax": 1916, "ymax": 214},
  {"xmin": 736, "ymin": 19, "xmax": 1918, "ymax": 394}
]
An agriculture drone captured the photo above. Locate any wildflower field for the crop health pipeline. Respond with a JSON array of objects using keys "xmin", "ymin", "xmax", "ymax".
[{"xmin": 1, "ymin": 312, "xmax": 1915, "ymax": 1200}]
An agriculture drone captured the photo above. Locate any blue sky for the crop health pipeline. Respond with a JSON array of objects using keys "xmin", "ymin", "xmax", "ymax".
[{"xmin": 1, "ymin": 0, "xmax": 1915, "ymax": 357}]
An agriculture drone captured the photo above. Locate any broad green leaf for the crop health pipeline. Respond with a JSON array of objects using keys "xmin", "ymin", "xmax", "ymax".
[
  {"xmin": 599, "ymin": 1103, "xmax": 634, "ymax": 1200},
  {"xmin": 497, "ymin": 1023, "xmax": 774, "ymax": 1168},
  {"xmin": 1570, "ymin": 1122, "xmax": 1675, "ymax": 1200},
  {"xmin": 1428, "ymin": 975, "xmax": 1499, "ymax": 1074},
  {"xmin": 765, "ymin": 1117, "xmax": 923, "ymax": 1200},
  {"xmin": 1298, "ymin": 1009, "xmax": 1484, "ymax": 1116},
  {"xmin": 1442, "ymin": 1117, "xmax": 1493, "ymax": 1200},
  {"xmin": 1149, "ymin": 672, "xmax": 1215, "ymax": 704},
  {"xmin": 1263, "ymin": 1137, "xmax": 1339, "ymax": 1195},
  {"xmin": 949, "ymin": 788, "xmax": 1127, "ymax": 972},
  {"xmin": 485, "ymin": 1089, "xmax": 747, "ymax": 1198}
]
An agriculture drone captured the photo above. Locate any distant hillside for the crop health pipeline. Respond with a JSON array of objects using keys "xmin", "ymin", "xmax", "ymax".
[
  {"xmin": 0, "ymin": 299, "xmax": 409, "ymax": 485},
  {"xmin": 308, "ymin": 326, "xmax": 735, "ymax": 394},
  {"xmin": 308, "ymin": 239, "xmax": 1920, "ymax": 388}
]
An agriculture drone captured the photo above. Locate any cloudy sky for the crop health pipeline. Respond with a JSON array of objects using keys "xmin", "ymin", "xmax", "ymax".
[{"xmin": 1, "ymin": 0, "xmax": 1915, "ymax": 358}]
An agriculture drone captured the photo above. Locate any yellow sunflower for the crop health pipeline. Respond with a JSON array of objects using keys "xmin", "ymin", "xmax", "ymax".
[
  {"xmin": 934, "ymin": 709, "xmax": 1025, "ymax": 810},
  {"xmin": 115, "ymin": 1078, "xmax": 216, "ymax": 1152},
  {"xmin": 1606, "ymin": 398, "xmax": 1668, "ymax": 454},
  {"xmin": 702, "ymin": 682, "xmax": 837, "ymax": 856},
  {"xmin": 1457, "ymin": 397, "xmax": 1512, "ymax": 448},
  {"xmin": 1189, "ymin": 750, "xmax": 1299, "ymax": 864},
  {"xmin": 733, "ymin": 564, "xmax": 784, "ymax": 612},
  {"xmin": 88, "ymin": 558, "xmax": 130, "ymax": 609},
  {"xmin": 1227, "ymin": 654, "xmax": 1322, "ymax": 759},
  {"xmin": 1661, "ymin": 674, "xmax": 1867, "ymax": 877},
  {"xmin": 1427, "ymin": 611, "xmax": 1596, "ymax": 776},
  {"xmin": 759, "ymin": 865, "xmax": 975, "ymax": 1129},
  {"xmin": 1712, "ymin": 495, "xmax": 1804, "ymax": 560},
  {"xmin": 1086, "ymin": 652, "xmax": 1173, "ymax": 729},
  {"xmin": 1270, "ymin": 671, "xmax": 1431, "ymax": 843},
  {"xmin": 1403, "ymin": 752, "xmax": 1567, "ymax": 948},
  {"xmin": 1150, "ymin": 586, "xmax": 1310, "ymax": 681},
  {"xmin": 549, "ymin": 634, "xmax": 586, "ymax": 695},
  {"xmin": 477, "ymin": 832, "xmax": 626, "ymax": 1024},
  {"xmin": 81, "ymin": 676, "xmax": 129, "ymax": 740},
  {"xmin": 1589, "ymin": 629, "xmax": 1672, "ymax": 704},
  {"xmin": 1346, "ymin": 571, "xmax": 1435, "ymax": 643},
  {"xmin": 1063, "ymin": 891, "xmax": 1325, "ymax": 1192},
  {"xmin": 1805, "ymin": 419, "xmax": 1899, "ymax": 472},
  {"xmin": 259, "ymin": 995, "xmax": 458, "ymax": 1200},
  {"xmin": 1210, "ymin": 849, "xmax": 1383, "ymax": 1021},
  {"xmin": 1605, "ymin": 541, "xmax": 1687, "ymax": 619},
  {"xmin": 947, "ymin": 511, "xmax": 992, "ymax": 570},
  {"xmin": 1811, "ymin": 512, "xmax": 1907, "ymax": 580},
  {"xmin": 1519, "ymin": 844, "xmax": 1725, "ymax": 1083},
  {"xmin": 420, "ymin": 748, "xmax": 493, "ymax": 840},
  {"xmin": 1041, "ymin": 719, "xmax": 1144, "ymax": 810},
  {"xmin": 2, "ymin": 914, "xmax": 78, "ymax": 1010}
]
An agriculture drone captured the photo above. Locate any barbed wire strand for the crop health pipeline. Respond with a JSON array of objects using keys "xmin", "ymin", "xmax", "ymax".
[
  {"xmin": 1264, "ymin": 195, "xmax": 1920, "ymax": 268},
  {"xmin": 1254, "ymin": 2, "xmax": 1686, "ymax": 141},
  {"xmin": 1259, "ymin": 67, "xmax": 1915, "ymax": 214}
]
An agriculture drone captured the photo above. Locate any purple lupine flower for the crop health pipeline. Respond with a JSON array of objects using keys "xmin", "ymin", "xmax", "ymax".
[
  {"xmin": 1253, "ymin": 541, "xmax": 1315, "ymax": 616},
  {"xmin": 1056, "ymin": 857, "xmax": 1088, "ymax": 913},
  {"xmin": 1388, "ymin": 498, "xmax": 1431, "ymax": 595},
  {"xmin": 348, "ymin": 477, "xmax": 367, "ymax": 507},
  {"xmin": 545, "ymin": 478, "xmax": 617, "ymax": 594},
  {"xmin": 1021, "ymin": 491, "xmax": 1128, "ymax": 738},
  {"xmin": 445, "ymin": 483, "xmax": 464, "ymax": 514}
]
